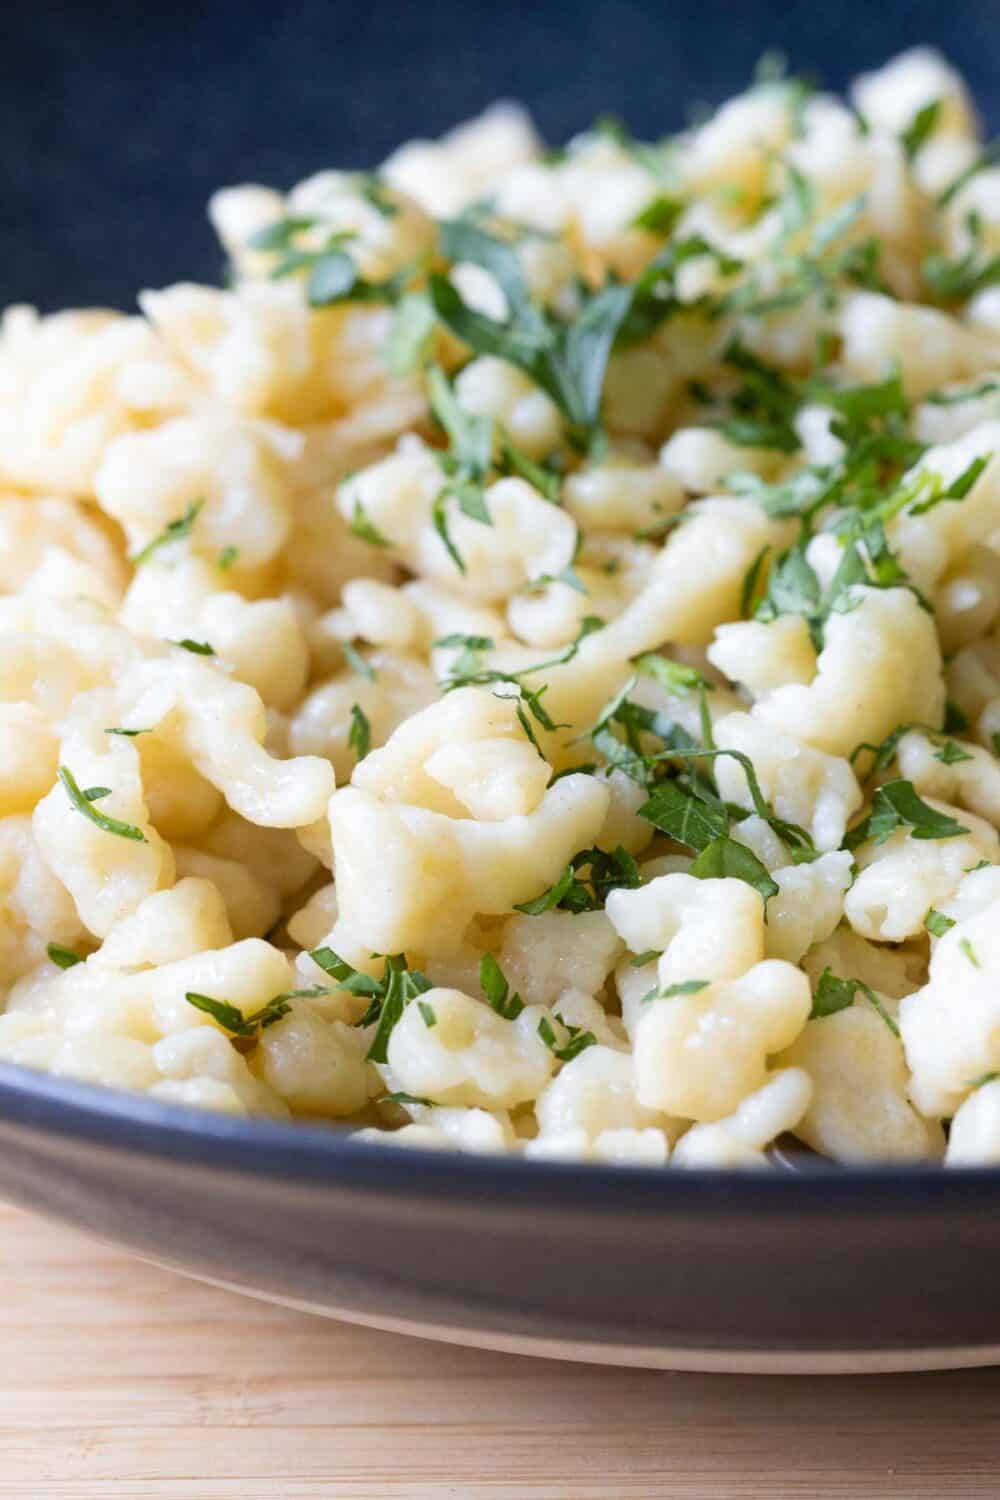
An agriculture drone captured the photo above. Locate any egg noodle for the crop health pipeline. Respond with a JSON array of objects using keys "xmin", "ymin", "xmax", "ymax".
[{"xmin": 3, "ymin": 49, "xmax": 1000, "ymax": 1167}]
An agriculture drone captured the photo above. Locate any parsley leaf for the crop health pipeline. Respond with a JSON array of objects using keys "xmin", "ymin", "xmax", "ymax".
[
  {"xmin": 184, "ymin": 989, "xmax": 298, "ymax": 1044},
  {"xmin": 46, "ymin": 943, "xmax": 83, "ymax": 969},
  {"xmin": 384, "ymin": 292, "xmax": 437, "ymax": 375},
  {"xmin": 639, "ymin": 780, "xmax": 729, "ymax": 850},
  {"xmin": 938, "ymin": 141, "xmax": 1000, "ymax": 207},
  {"xmin": 537, "ymin": 1014, "xmax": 598, "ymax": 1062},
  {"xmin": 171, "ymin": 638, "xmax": 215, "ymax": 656},
  {"xmin": 348, "ymin": 704, "xmax": 371, "ymax": 761},
  {"xmin": 130, "ymin": 500, "xmax": 203, "ymax": 567},
  {"xmin": 844, "ymin": 779, "xmax": 968, "ymax": 850},
  {"xmin": 959, "ymin": 937, "xmax": 981, "ymax": 968},
  {"xmin": 632, "ymin": 653, "xmax": 710, "ymax": 696},
  {"xmin": 900, "ymin": 98, "xmax": 942, "ymax": 161},
  {"xmin": 250, "ymin": 214, "xmax": 408, "ymax": 308},
  {"xmin": 514, "ymin": 863, "xmax": 578, "ymax": 914},
  {"xmin": 925, "ymin": 378, "xmax": 1000, "ymax": 407},
  {"xmin": 365, "ymin": 958, "xmax": 434, "ymax": 1063},
  {"xmin": 631, "ymin": 194, "xmax": 684, "ymax": 236},
  {"xmin": 934, "ymin": 739, "xmax": 974, "ymax": 765},
  {"xmin": 924, "ymin": 212, "xmax": 1000, "ymax": 303},
  {"xmin": 515, "ymin": 845, "xmax": 641, "ymax": 915},
  {"xmin": 430, "ymin": 222, "xmax": 718, "ymax": 445},
  {"xmin": 58, "ymin": 766, "xmax": 147, "ymax": 844},
  {"xmin": 924, "ymin": 908, "xmax": 956, "ymax": 938},
  {"xmin": 348, "ymin": 497, "xmax": 391, "ymax": 547},
  {"xmin": 427, "ymin": 363, "xmax": 493, "ymax": 479},
  {"xmin": 342, "ymin": 641, "xmax": 376, "ymax": 681},
  {"xmin": 309, "ymin": 947, "xmax": 384, "ymax": 997},
  {"xmin": 811, "ymin": 968, "xmax": 900, "ymax": 1036},
  {"xmin": 480, "ymin": 954, "xmax": 525, "ymax": 1019},
  {"xmin": 356, "ymin": 172, "xmax": 398, "ymax": 218},
  {"xmin": 640, "ymin": 978, "xmax": 710, "ymax": 1003},
  {"xmin": 688, "ymin": 836, "xmax": 780, "ymax": 902},
  {"xmin": 307, "ymin": 949, "xmax": 435, "ymax": 1061}
]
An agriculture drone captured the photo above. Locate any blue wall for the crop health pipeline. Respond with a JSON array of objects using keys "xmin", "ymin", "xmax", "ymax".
[{"xmin": 3, "ymin": 0, "xmax": 998, "ymax": 308}]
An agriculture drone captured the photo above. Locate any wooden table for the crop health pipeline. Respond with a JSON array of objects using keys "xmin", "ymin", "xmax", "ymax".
[{"xmin": 3, "ymin": 1201, "xmax": 999, "ymax": 1498}]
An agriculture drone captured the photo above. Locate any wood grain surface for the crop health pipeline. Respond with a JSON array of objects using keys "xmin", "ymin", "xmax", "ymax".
[{"xmin": 2, "ymin": 1200, "xmax": 999, "ymax": 1499}]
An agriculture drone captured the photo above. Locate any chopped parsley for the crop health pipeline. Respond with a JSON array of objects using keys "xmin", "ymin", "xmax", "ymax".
[
  {"xmin": 171, "ymin": 638, "xmax": 216, "ymax": 656},
  {"xmin": 480, "ymin": 953, "xmax": 525, "ymax": 1019},
  {"xmin": 248, "ymin": 215, "xmax": 409, "ymax": 308},
  {"xmin": 925, "ymin": 378, "xmax": 1000, "ymax": 406},
  {"xmin": 184, "ymin": 988, "xmax": 308, "ymax": 1045},
  {"xmin": 46, "ymin": 943, "xmax": 84, "ymax": 969},
  {"xmin": 640, "ymin": 978, "xmax": 710, "ymax": 1004},
  {"xmin": 439, "ymin": 614, "xmax": 603, "ymax": 747},
  {"xmin": 537, "ymin": 1014, "xmax": 598, "ymax": 1062},
  {"xmin": 429, "ymin": 218, "xmax": 731, "ymax": 448},
  {"xmin": 514, "ymin": 845, "xmax": 641, "ymax": 914},
  {"xmin": 687, "ymin": 836, "xmax": 780, "ymax": 902},
  {"xmin": 938, "ymin": 140, "xmax": 1000, "ymax": 207},
  {"xmin": 631, "ymin": 194, "xmax": 684, "ymax": 236},
  {"xmin": 348, "ymin": 703, "xmax": 372, "ymax": 761},
  {"xmin": 934, "ymin": 739, "xmax": 974, "ymax": 765},
  {"xmin": 308, "ymin": 948, "xmax": 432, "ymax": 1062},
  {"xmin": 384, "ymin": 292, "xmax": 437, "ymax": 375},
  {"xmin": 899, "ymin": 98, "xmax": 942, "ymax": 161},
  {"xmin": 356, "ymin": 172, "xmax": 398, "ymax": 218},
  {"xmin": 342, "ymin": 641, "xmax": 377, "ymax": 681},
  {"xmin": 348, "ymin": 497, "xmax": 391, "ymax": 547},
  {"xmin": 130, "ymin": 501, "xmax": 203, "ymax": 566},
  {"xmin": 851, "ymin": 723, "xmax": 980, "ymax": 780},
  {"xmin": 924, "ymin": 212, "xmax": 1000, "ymax": 304},
  {"xmin": 959, "ymin": 937, "xmax": 981, "ymax": 968},
  {"xmin": 811, "ymin": 968, "xmax": 900, "ymax": 1036},
  {"xmin": 844, "ymin": 779, "xmax": 968, "ymax": 850},
  {"xmin": 58, "ymin": 766, "xmax": 147, "ymax": 843},
  {"xmin": 924, "ymin": 908, "xmax": 956, "ymax": 938}
]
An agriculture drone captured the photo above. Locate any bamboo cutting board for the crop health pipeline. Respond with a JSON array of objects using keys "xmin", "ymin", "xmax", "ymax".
[{"xmin": 2, "ymin": 1200, "xmax": 999, "ymax": 1499}]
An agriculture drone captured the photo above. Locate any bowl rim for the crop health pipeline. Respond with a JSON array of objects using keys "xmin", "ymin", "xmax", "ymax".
[{"xmin": 3, "ymin": 1060, "xmax": 999, "ymax": 1214}]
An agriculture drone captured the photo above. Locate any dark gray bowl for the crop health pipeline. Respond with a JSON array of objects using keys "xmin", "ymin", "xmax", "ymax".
[{"xmin": 1, "ymin": 1061, "xmax": 998, "ymax": 1372}]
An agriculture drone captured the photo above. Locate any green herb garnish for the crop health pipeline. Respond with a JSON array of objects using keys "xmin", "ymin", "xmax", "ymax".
[
  {"xmin": 130, "ymin": 500, "xmax": 203, "ymax": 566},
  {"xmin": 46, "ymin": 943, "xmax": 84, "ymax": 969},
  {"xmin": 348, "ymin": 497, "xmax": 391, "ymax": 547},
  {"xmin": 480, "ymin": 954, "xmax": 525, "ymax": 1019},
  {"xmin": 844, "ymin": 780, "xmax": 968, "ymax": 850},
  {"xmin": 348, "ymin": 703, "xmax": 372, "ymax": 761},
  {"xmin": 924, "ymin": 908, "xmax": 956, "ymax": 938},
  {"xmin": 811, "ymin": 968, "xmax": 900, "ymax": 1035},
  {"xmin": 640, "ymin": 978, "xmax": 710, "ymax": 1004},
  {"xmin": 58, "ymin": 766, "xmax": 147, "ymax": 843},
  {"xmin": 537, "ymin": 1014, "xmax": 598, "ymax": 1062},
  {"xmin": 171, "ymin": 639, "xmax": 215, "ymax": 656}
]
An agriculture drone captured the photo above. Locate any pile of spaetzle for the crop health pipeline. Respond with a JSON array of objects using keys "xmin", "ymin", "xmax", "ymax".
[{"xmin": 3, "ymin": 48, "xmax": 1000, "ymax": 1168}]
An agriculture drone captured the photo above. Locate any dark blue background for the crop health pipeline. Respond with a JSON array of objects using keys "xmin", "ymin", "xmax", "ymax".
[{"xmin": 3, "ymin": 0, "xmax": 998, "ymax": 309}]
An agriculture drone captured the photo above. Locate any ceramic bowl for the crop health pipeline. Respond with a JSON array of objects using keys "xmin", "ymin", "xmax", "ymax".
[{"xmin": 2, "ymin": 1062, "xmax": 999, "ymax": 1373}]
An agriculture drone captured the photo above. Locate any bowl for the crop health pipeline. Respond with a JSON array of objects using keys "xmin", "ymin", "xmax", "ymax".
[{"xmin": 2, "ymin": 1061, "xmax": 999, "ymax": 1373}]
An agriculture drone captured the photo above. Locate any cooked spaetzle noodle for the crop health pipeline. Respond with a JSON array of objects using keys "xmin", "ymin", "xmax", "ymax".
[{"xmin": 4, "ymin": 49, "xmax": 1000, "ymax": 1167}]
